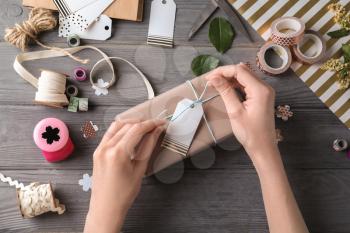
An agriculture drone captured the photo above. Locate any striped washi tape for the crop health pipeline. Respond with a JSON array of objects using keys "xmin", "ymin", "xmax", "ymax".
[{"xmin": 231, "ymin": 0, "xmax": 350, "ymax": 129}]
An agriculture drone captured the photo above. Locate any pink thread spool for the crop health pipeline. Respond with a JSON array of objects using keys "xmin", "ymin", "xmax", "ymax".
[
  {"xmin": 33, "ymin": 118, "xmax": 74, "ymax": 162},
  {"xmin": 73, "ymin": 67, "xmax": 88, "ymax": 81}
]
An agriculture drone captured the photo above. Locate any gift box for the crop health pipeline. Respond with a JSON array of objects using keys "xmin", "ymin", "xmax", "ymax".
[
  {"xmin": 22, "ymin": 0, "xmax": 144, "ymax": 21},
  {"xmin": 118, "ymin": 75, "xmax": 240, "ymax": 175}
]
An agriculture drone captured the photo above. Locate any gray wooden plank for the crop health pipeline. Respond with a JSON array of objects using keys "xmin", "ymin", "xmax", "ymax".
[
  {"xmin": 0, "ymin": 105, "xmax": 348, "ymax": 170},
  {"xmin": 1, "ymin": 169, "xmax": 350, "ymax": 233}
]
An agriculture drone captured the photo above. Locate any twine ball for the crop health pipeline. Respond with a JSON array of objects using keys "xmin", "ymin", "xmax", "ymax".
[{"xmin": 4, "ymin": 8, "xmax": 57, "ymax": 51}]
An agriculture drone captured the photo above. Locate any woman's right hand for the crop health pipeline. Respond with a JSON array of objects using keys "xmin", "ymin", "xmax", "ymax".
[{"xmin": 206, "ymin": 63, "xmax": 277, "ymax": 160}]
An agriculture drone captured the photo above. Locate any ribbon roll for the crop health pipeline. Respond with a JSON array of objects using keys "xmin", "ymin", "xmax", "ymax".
[
  {"xmin": 66, "ymin": 85, "xmax": 79, "ymax": 97},
  {"xmin": 67, "ymin": 34, "xmax": 81, "ymax": 47},
  {"xmin": 256, "ymin": 41, "xmax": 292, "ymax": 75},
  {"xmin": 271, "ymin": 17, "xmax": 305, "ymax": 47},
  {"xmin": 35, "ymin": 70, "xmax": 69, "ymax": 108},
  {"xmin": 74, "ymin": 67, "xmax": 88, "ymax": 81},
  {"xmin": 333, "ymin": 139, "xmax": 348, "ymax": 152},
  {"xmin": 33, "ymin": 118, "xmax": 75, "ymax": 162},
  {"xmin": 292, "ymin": 30, "xmax": 326, "ymax": 64}
]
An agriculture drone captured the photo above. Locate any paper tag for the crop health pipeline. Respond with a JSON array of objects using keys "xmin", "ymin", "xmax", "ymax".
[
  {"xmin": 147, "ymin": 0, "xmax": 177, "ymax": 47},
  {"xmin": 161, "ymin": 98, "xmax": 204, "ymax": 156},
  {"xmin": 59, "ymin": 14, "xmax": 112, "ymax": 40},
  {"xmin": 53, "ymin": 0, "xmax": 98, "ymax": 17}
]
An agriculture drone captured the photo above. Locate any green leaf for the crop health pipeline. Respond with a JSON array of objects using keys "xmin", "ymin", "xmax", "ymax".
[
  {"xmin": 342, "ymin": 44, "xmax": 350, "ymax": 63},
  {"xmin": 327, "ymin": 28, "xmax": 350, "ymax": 38},
  {"xmin": 209, "ymin": 17, "xmax": 235, "ymax": 54},
  {"xmin": 339, "ymin": 69, "xmax": 348, "ymax": 79},
  {"xmin": 191, "ymin": 55, "xmax": 220, "ymax": 76}
]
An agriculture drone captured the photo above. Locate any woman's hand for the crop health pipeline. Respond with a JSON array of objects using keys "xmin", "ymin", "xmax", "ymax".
[
  {"xmin": 206, "ymin": 64, "xmax": 309, "ymax": 233},
  {"xmin": 206, "ymin": 63, "xmax": 277, "ymax": 160},
  {"xmin": 84, "ymin": 118, "xmax": 166, "ymax": 233}
]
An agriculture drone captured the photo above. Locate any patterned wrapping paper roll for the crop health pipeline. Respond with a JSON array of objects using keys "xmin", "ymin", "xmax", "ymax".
[
  {"xmin": 256, "ymin": 41, "xmax": 292, "ymax": 75},
  {"xmin": 33, "ymin": 118, "xmax": 74, "ymax": 162},
  {"xmin": 292, "ymin": 30, "xmax": 326, "ymax": 65},
  {"xmin": 271, "ymin": 17, "xmax": 305, "ymax": 47}
]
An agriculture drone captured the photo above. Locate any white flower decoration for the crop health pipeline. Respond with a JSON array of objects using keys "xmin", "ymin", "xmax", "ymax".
[
  {"xmin": 92, "ymin": 79, "xmax": 109, "ymax": 96},
  {"xmin": 78, "ymin": 173, "xmax": 92, "ymax": 192}
]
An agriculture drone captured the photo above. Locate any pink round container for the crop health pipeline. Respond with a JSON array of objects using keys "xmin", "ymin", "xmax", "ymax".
[{"xmin": 33, "ymin": 118, "xmax": 74, "ymax": 162}]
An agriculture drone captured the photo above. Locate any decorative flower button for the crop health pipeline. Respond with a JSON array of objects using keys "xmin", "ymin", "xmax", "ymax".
[
  {"xmin": 92, "ymin": 78, "xmax": 109, "ymax": 96},
  {"xmin": 276, "ymin": 105, "xmax": 293, "ymax": 121},
  {"xmin": 41, "ymin": 126, "xmax": 60, "ymax": 144},
  {"xmin": 79, "ymin": 174, "xmax": 92, "ymax": 192}
]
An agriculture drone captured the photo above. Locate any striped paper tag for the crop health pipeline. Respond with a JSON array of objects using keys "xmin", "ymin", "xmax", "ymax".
[
  {"xmin": 161, "ymin": 98, "xmax": 204, "ymax": 157},
  {"xmin": 231, "ymin": 0, "xmax": 350, "ymax": 129}
]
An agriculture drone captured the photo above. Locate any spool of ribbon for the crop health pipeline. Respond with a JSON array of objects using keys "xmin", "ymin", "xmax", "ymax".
[
  {"xmin": 256, "ymin": 41, "xmax": 292, "ymax": 75},
  {"xmin": 333, "ymin": 138, "xmax": 348, "ymax": 152},
  {"xmin": 33, "ymin": 118, "xmax": 74, "ymax": 162},
  {"xmin": 270, "ymin": 17, "xmax": 305, "ymax": 47},
  {"xmin": 73, "ymin": 67, "xmax": 88, "ymax": 81},
  {"xmin": 0, "ymin": 172, "xmax": 65, "ymax": 218},
  {"xmin": 292, "ymin": 30, "xmax": 326, "ymax": 65},
  {"xmin": 67, "ymin": 34, "xmax": 81, "ymax": 47},
  {"xmin": 34, "ymin": 70, "xmax": 69, "ymax": 108},
  {"xmin": 66, "ymin": 84, "xmax": 79, "ymax": 97}
]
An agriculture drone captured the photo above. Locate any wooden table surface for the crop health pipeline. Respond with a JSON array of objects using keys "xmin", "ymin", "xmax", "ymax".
[{"xmin": 1, "ymin": 0, "xmax": 350, "ymax": 232}]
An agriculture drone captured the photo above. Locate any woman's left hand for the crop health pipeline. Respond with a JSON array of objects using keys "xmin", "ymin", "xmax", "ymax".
[{"xmin": 84, "ymin": 118, "xmax": 166, "ymax": 233}]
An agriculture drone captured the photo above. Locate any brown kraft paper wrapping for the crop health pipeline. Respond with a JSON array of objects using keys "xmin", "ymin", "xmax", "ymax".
[{"xmin": 118, "ymin": 75, "xmax": 240, "ymax": 176}]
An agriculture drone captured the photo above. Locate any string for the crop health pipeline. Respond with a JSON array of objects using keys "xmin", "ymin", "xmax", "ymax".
[
  {"xmin": 4, "ymin": 8, "xmax": 88, "ymax": 64},
  {"xmin": 90, "ymin": 56, "xmax": 155, "ymax": 100},
  {"xmin": 0, "ymin": 172, "xmax": 26, "ymax": 190},
  {"xmin": 169, "ymin": 80, "xmax": 219, "ymax": 144}
]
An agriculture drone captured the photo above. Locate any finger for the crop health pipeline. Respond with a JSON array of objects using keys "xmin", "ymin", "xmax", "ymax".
[
  {"xmin": 119, "ymin": 119, "xmax": 166, "ymax": 159},
  {"xmin": 133, "ymin": 126, "xmax": 165, "ymax": 176},
  {"xmin": 206, "ymin": 64, "xmax": 265, "ymax": 91},
  {"xmin": 100, "ymin": 118, "xmax": 141, "ymax": 144},
  {"xmin": 107, "ymin": 122, "xmax": 138, "ymax": 146},
  {"xmin": 208, "ymin": 75, "xmax": 244, "ymax": 116}
]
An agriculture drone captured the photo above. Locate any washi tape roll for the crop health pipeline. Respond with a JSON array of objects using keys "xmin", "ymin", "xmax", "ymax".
[
  {"xmin": 73, "ymin": 67, "xmax": 88, "ymax": 82},
  {"xmin": 271, "ymin": 17, "xmax": 305, "ymax": 47},
  {"xmin": 66, "ymin": 84, "xmax": 78, "ymax": 97},
  {"xmin": 333, "ymin": 138, "xmax": 348, "ymax": 152},
  {"xmin": 292, "ymin": 30, "xmax": 326, "ymax": 64},
  {"xmin": 33, "ymin": 118, "xmax": 74, "ymax": 162},
  {"xmin": 256, "ymin": 41, "xmax": 292, "ymax": 75},
  {"xmin": 67, "ymin": 34, "xmax": 80, "ymax": 47}
]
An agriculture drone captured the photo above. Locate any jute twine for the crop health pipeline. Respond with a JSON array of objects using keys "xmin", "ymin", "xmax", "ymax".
[{"xmin": 4, "ymin": 8, "xmax": 88, "ymax": 64}]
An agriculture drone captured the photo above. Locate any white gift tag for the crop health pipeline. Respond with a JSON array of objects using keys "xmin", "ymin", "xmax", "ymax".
[
  {"xmin": 53, "ymin": 0, "xmax": 98, "ymax": 17},
  {"xmin": 161, "ymin": 98, "xmax": 204, "ymax": 156},
  {"xmin": 58, "ymin": 0, "xmax": 113, "ymax": 33},
  {"xmin": 147, "ymin": 0, "xmax": 177, "ymax": 47},
  {"xmin": 59, "ymin": 14, "xmax": 112, "ymax": 40}
]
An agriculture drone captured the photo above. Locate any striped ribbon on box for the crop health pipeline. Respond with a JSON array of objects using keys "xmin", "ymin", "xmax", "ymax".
[{"xmin": 231, "ymin": 0, "xmax": 350, "ymax": 129}]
